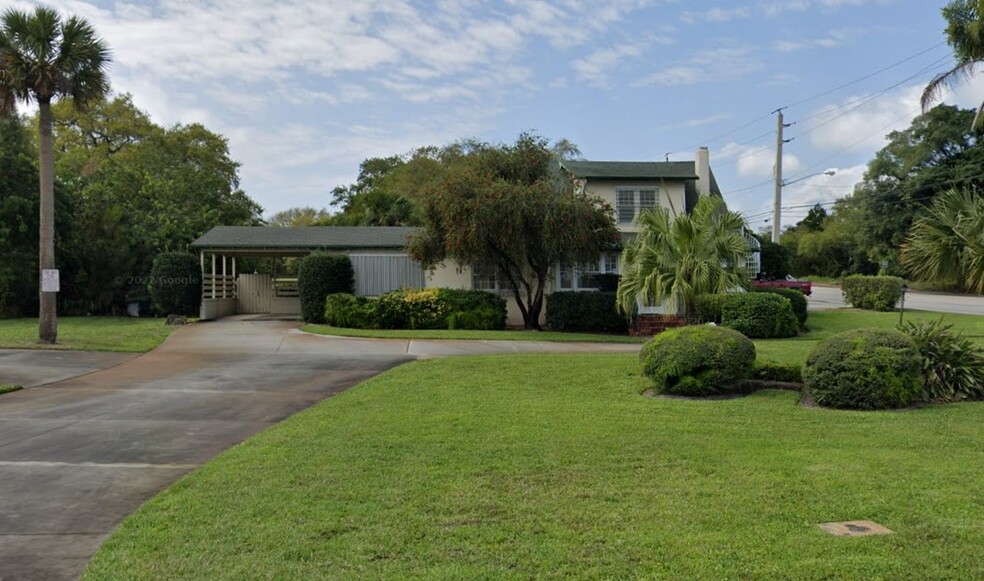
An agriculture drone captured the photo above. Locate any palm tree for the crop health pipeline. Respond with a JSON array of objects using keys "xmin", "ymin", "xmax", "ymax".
[
  {"xmin": 616, "ymin": 196, "xmax": 752, "ymax": 321},
  {"xmin": 0, "ymin": 7, "xmax": 110, "ymax": 342},
  {"xmin": 901, "ymin": 187, "xmax": 984, "ymax": 293},
  {"xmin": 922, "ymin": 0, "xmax": 984, "ymax": 128}
]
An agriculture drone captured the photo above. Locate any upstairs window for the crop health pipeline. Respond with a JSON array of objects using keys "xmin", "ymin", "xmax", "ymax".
[{"xmin": 616, "ymin": 187, "xmax": 658, "ymax": 224}]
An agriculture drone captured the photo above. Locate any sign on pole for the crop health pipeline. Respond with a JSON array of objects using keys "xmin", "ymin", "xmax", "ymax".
[{"xmin": 41, "ymin": 269, "xmax": 60, "ymax": 293}]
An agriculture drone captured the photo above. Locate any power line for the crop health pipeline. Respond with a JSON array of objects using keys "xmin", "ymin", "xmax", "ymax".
[
  {"xmin": 780, "ymin": 41, "xmax": 948, "ymax": 110},
  {"xmin": 662, "ymin": 41, "xmax": 950, "ymax": 158}
]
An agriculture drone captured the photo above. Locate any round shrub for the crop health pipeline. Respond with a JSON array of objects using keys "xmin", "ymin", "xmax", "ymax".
[
  {"xmin": 750, "ymin": 287, "xmax": 808, "ymax": 327},
  {"xmin": 803, "ymin": 329, "xmax": 922, "ymax": 410},
  {"xmin": 148, "ymin": 252, "xmax": 201, "ymax": 316},
  {"xmin": 641, "ymin": 325, "xmax": 756, "ymax": 396},
  {"xmin": 721, "ymin": 292, "xmax": 798, "ymax": 338},
  {"xmin": 298, "ymin": 253, "xmax": 354, "ymax": 323},
  {"xmin": 841, "ymin": 275, "xmax": 904, "ymax": 311}
]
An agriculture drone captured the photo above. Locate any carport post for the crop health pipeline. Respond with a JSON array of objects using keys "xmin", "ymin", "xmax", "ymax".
[
  {"xmin": 221, "ymin": 255, "xmax": 227, "ymax": 298},
  {"xmin": 211, "ymin": 254, "xmax": 217, "ymax": 299},
  {"xmin": 199, "ymin": 251, "xmax": 205, "ymax": 300}
]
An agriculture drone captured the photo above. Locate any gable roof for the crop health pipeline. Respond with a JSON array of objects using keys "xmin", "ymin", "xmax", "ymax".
[
  {"xmin": 561, "ymin": 160, "xmax": 698, "ymax": 180},
  {"xmin": 191, "ymin": 226, "xmax": 419, "ymax": 252}
]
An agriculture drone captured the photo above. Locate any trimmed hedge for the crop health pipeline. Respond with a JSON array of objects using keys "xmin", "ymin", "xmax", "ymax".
[
  {"xmin": 324, "ymin": 294, "xmax": 378, "ymax": 329},
  {"xmin": 641, "ymin": 325, "xmax": 756, "ymax": 396},
  {"xmin": 148, "ymin": 252, "xmax": 201, "ymax": 316},
  {"xmin": 750, "ymin": 287, "xmax": 808, "ymax": 327},
  {"xmin": 694, "ymin": 294, "xmax": 726, "ymax": 324},
  {"xmin": 323, "ymin": 288, "xmax": 506, "ymax": 330},
  {"xmin": 803, "ymin": 329, "xmax": 922, "ymax": 410},
  {"xmin": 841, "ymin": 275, "xmax": 904, "ymax": 311},
  {"xmin": 751, "ymin": 360, "xmax": 803, "ymax": 383},
  {"xmin": 546, "ymin": 292, "xmax": 628, "ymax": 333},
  {"xmin": 721, "ymin": 293, "xmax": 799, "ymax": 339},
  {"xmin": 298, "ymin": 253, "xmax": 354, "ymax": 323}
]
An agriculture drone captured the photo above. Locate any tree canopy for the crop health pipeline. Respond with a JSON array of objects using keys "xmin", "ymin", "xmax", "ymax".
[{"xmin": 407, "ymin": 133, "xmax": 619, "ymax": 330}]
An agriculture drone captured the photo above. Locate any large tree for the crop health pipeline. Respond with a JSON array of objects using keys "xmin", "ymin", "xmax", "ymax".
[
  {"xmin": 923, "ymin": 0, "xmax": 984, "ymax": 128},
  {"xmin": 616, "ymin": 196, "xmax": 751, "ymax": 320},
  {"xmin": 407, "ymin": 133, "xmax": 620, "ymax": 330},
  {"xmin": 0, "ymin": 6, "xmax": 110, "ymax": 342},
  {"xmin": 901, "ymin": 187, "xmax": 984, "ymax": 292},
  {"xmin": 844, "ymin": 105, "xmax": 984, "ymax": 267}
]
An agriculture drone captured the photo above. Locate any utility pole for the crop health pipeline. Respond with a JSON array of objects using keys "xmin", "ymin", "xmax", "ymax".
[{"xmin": 771, "ymin": 109, "xmax": 789, "ymax": 243}]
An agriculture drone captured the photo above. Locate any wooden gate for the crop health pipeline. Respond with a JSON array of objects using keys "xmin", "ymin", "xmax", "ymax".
[{"xmin": 237, "ymin": 273, "xmax": 273, "ymax": 314}]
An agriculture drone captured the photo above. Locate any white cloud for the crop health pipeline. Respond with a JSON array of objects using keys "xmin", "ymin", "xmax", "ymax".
[
  {"xmin": 718, "ymin": 141, "xmax": 804, "ymax": 178},
  {"xmin": 681, "ymin": 6, "xmax": 750, "ymax": 23},
  {"xmin": 806, "ymin": 85, "xmax": 922, "ymax": 152},
  {"xmin": 780, "ymin": 164, "xmax": 864, "ymax": 209},
  {"xmin": 774, "ymin": 29, "xmax": 852, "ymax": 52},
  {"xmin": 572, "ymin": 43, "xmax": 648, "ymax": 85},
  {"xmin": 635, "ymin": 46, "xmax": 763, "ymax": 87}
]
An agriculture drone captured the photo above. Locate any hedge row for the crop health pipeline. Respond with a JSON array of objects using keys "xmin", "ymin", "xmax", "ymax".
[
  {"xmin": 841, "ymin": 275, "xmax": 904, "ymax": 311},
  {"xmin": 749, "ymin": 287, "xmax": 808, "ymax": 327},
  {"xmin": 324, "ymin": 288, "xmax": 506, "ymax": 330},
  {"xmin": 694, "ymin": 292, "xmax": 798, "ymax": 338},
  {"xmin": 148, "ymin": 252, "xmax": 201, "ymax": 316},
  {"xmin": 545, "ymin": 292, "xmax": 627, "ymax": 333}
]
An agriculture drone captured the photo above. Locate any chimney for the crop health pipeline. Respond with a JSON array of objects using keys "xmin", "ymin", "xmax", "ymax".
[{"xmin": 695, "ymin": 146, "xmax": 711, "ymax": 196}]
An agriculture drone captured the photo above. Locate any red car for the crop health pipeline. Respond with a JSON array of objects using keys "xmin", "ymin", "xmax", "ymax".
[{"xmin": 752, "ymin": 273, "xmax": 813, "ymax": 296}]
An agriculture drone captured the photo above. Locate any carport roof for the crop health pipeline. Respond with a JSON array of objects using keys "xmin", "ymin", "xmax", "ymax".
[{"xmin": 191, "ymin": 226, "xmax": 419, "ymax": 253}]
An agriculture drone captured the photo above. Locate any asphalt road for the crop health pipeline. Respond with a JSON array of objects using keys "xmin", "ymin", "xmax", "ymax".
[
  {"xmin": 0, "ymin": 318, "xmax": 639, "ymax": 580},
  {"xmin": 808, "ymin": 285, "xmax": 984, "ymax": 315}
]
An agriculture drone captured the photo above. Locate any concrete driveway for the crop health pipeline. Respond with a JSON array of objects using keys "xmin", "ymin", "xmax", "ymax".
[{"xmin": 0, "ymin": 317, "xmax": 639, "ymax": 580}]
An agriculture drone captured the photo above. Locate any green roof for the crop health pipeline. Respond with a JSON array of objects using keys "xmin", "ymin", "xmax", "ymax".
[
  {"xmin": 561, "ymin": 160, "xmax": 698, "ymax": 180},
  {"xmin": 191, "ymin": 226, "xmax": 419, "ymax": 251}
]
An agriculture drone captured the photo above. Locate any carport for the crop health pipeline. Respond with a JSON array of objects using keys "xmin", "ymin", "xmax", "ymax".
[{"xmin": 190, "ymin": 226, "xmax": 426, "ymax": 320}]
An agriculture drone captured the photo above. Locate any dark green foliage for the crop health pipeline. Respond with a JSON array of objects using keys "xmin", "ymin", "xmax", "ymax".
[
  {"xmin": 545, "ymin": 292, "xmax": 627, "ymax": 333},
  {"xmin": 640, "ymin": 325, "xmax": 756, "ymax": 396},
  {"xmin": 899, "ymin": 318, "xmax": 984, "ymax": 402},
  {"xmin": 148, "ymin": 253, "xmax": 201, "ymax": 316},
  {"xmin": 751, "ymin": 360, "xmax": 804, "ymax": 384},
  {"xmin": 446, "ymin": 307, "xmax": 503, "ymax": 330},
  {"xmin": 721, "ymin": 293, "xmax": 799, "ymax": 339},
  {"xmin": 324, "ymin": 294, "xmax": 378, "ymax": 329},
  {"xmin": 750, "ymin": 287, "xmax": 808, "ymax": 327},
  {"xmin": 325, "ymin": 288, "xmax": 506, "ymax": 330},
  {"xmin": 754, "ymin": 233, "xmax": 792, "ymax": 278},
  {"xmin": 841, "ymin": 275, "xmax": 905, "ymax": 311},
  {"xmin": 804, "ymin": 329, "xmax": 922, "ymax": 409},
  {"xmin": 693, "ymin": 294, "xmax": 726, "ymax": 324},
  {"xmin": 298, "ymin": 253, "xmax": 354, "ymax": 323}
]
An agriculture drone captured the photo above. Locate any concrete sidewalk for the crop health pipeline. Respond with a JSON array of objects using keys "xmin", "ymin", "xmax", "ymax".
[{"xmin": 0, "ymin": 317, "xmax": 639, "ymax": 580}]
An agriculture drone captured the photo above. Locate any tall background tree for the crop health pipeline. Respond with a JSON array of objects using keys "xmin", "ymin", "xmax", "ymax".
[
  {"xmin": 0, "ymin": 6, "xmax": 110, "ymax": 342},
  {"xmin": 407, "ymin": 133, "xmax": 619, "ymax": 329},
  {"xmin": 922, "ymin": 0, "xmax": 984, "ymax": 128},
  {"xmin": 617, "ymin": 196, "xmax": 751, "ymax": 320}
]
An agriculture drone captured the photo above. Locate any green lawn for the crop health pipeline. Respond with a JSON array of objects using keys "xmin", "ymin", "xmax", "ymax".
[
  {"xmin": 0, "ymin": 384, "xmax": 22, "ymax": 395},
  {"xmin": 85, "ymin": 354, "xmax": 984, "ymax": 580},
  {"xmin": 302, "ymin": 324, "xmax": 645, "ymax": 343},
  {"xmin": 0, "ymin": 317, "xmax": 177, "ymax": 352},
  {"xmin": 755, "ymin": 309, "xmax": 984, "ymax": 366}
]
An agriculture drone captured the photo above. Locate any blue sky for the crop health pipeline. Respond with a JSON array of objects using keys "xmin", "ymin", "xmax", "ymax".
[{"xmin": 6, "ymin": 1, "xmax": 979, "ymax": 229}]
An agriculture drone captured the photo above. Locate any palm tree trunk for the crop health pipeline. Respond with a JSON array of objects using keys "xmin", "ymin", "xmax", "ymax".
[{"xmin": 38, "ymin": 99, "xmax": 57, "ymax": 343}]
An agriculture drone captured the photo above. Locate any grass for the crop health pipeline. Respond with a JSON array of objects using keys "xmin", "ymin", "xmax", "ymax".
[
  {"xmin": 0, "ymin": 384, "xmax": 22, "ymax": 395},
  {"xmin": 0, "ymin": 317, "xmax": 177, "ymax": 352},
  {"xmin": 84, "ymin": 353, "xmax": 984, "ymax": 580},
  {"xmin": 301, "ymin": 324, "xmax": 645, "ymax": 343},
  {"xmin": 754, "ymin": 308, "xmax": 984, "ymax": 366}
]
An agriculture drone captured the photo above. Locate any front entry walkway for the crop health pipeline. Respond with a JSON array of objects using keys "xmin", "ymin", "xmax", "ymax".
[{"xmin": 0, "ymin": 317, "xmax": 640, "ymax": 580}]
